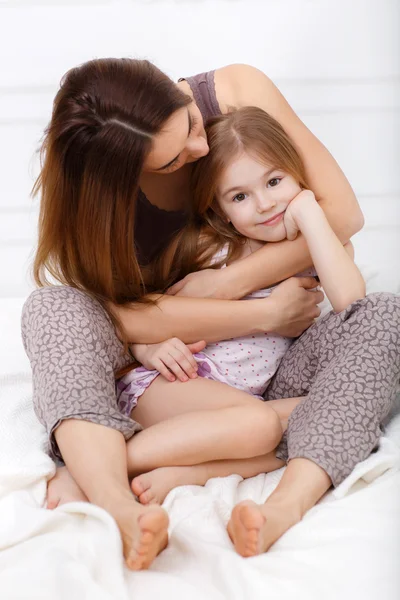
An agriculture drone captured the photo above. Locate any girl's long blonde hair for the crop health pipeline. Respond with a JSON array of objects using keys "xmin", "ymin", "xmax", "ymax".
[{"xmin": 152, "ymin": 106, "xmax": 310, "ymax": 291}]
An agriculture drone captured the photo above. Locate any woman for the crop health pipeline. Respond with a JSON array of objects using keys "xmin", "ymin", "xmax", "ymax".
[{"xmin": 22, "ymin": 58, "xmax": 397, "ymax": 570}]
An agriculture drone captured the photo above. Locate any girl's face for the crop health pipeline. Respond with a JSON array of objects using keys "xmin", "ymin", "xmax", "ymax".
[
  {"xmin": 143, "ymin": 104, "xmax": 209, "ymax": 173},
  {"xmin": 216, "ymin": 151, "xmax": 302, "ymax": 243}
]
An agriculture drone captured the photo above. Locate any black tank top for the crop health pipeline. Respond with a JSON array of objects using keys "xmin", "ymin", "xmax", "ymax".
[{"xmin": 135, "ymin": 70, "xmax": 221, "ymax": 264}]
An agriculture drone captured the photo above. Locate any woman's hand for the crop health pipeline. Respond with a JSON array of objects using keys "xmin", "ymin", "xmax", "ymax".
[
  {"xmin": 130, "ymin": 339, "xmax": 206, "ymax": 382},
  {"xmin": 267, "ymin": 277, "xmax": 324, "ymax": 337},
  {"xmin": 167, "ymin": 268, "xmax": 233, "ymax": 299}
]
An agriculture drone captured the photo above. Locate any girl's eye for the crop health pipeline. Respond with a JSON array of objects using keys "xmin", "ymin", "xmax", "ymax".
[
  {"xmin": 267, "ymin": 177, "xmax": 281, "ymax": 188},
  {"xmin": 233, "ymin": 193, "xmax": 247, "ymax": 203}
]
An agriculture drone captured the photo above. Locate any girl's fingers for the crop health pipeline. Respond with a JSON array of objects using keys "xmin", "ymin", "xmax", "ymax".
[
  {"xmin": 168, "ymin": 348, "xmax": 198, "ymax": 380},
  {"xmin": 161, "ymin": 354, "xmax": 191, "ymax": 382},
  {"xmin": 186, "ymin": 340, "xmax": 207, "ymax": 354},
  {"xmin": 171, "ymin": 342, "xmax": 199, "ymax": 375},
  {"xmin": 153, "ymin": 359, "xmax": 176, "ymax": 382}
]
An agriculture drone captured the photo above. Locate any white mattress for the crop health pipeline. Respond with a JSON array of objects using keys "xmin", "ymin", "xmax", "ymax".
[{"xmin": 0, "ymin": 250, "xmax": 399, "ymax": 599}]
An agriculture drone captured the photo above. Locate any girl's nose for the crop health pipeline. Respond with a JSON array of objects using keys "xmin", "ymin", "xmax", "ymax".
[
  {"xmin": 186, "ymin": 135, "xmax": 209, "ymax": 159},
  {"xmin": 256, "ymin": 193, "xmax": 277, "ymax": 213}
]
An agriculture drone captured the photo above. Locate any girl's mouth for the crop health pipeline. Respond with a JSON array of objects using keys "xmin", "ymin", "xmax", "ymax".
[{"xmin": 258, "ymin": 211, "xmax": 285, "ymax": 226}]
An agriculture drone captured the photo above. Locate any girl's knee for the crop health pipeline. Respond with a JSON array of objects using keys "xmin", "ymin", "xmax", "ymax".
[{"xmin": 245, "ymin": 404, "xmax": 282, "ymax": 456}]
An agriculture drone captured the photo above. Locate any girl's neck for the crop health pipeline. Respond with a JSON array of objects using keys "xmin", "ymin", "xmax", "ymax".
[
  {"xmin": 231, "ymin": 237, "xmax": 265, "ymax": 263},
  {"xmin": 245, "ymin": 237, "xmax": 265, "ymax": 255}
]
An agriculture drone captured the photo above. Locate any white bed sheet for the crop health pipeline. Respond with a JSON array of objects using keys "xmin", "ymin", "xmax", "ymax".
[{"xmin": 0, "ymin": 256, "xmax": 399, "ymax": 600}]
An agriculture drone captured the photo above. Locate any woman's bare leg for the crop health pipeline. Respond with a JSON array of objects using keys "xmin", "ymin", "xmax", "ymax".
[
  {"xmin": 127, "ymin": 376, "xmax": 284, "ymax": 475},
  {"xmin": 54, "ymin": 419, "xmax": 169, "ymax": 571},
  {"xmin": 227, "ymin": 457, "xmax": 331, "ymax": 557},
  {"xmin": 132, "ymin": 452, "xmax": 285, "ymax": 505}
]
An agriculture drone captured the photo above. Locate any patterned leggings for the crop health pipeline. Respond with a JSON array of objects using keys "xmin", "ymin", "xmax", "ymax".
[{"xmin": 21, "ymin": 287, "xmax": 400, "ymax": 486}]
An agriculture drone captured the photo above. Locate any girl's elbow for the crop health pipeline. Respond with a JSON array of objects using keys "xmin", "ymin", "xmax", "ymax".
[{"xmin": 333, "ymin": 285, "xmax": 366, "ymax": 313}]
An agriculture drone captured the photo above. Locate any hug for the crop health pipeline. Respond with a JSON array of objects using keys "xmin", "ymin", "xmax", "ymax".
[{"xmin": 21, "ymin": 58, "xmax": 400, "ymax": 570}]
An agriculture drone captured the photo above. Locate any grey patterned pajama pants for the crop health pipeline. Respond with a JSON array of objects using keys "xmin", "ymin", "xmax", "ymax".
[{"xmin": 21, "ymin": 287, "xmax": 400, "ymax": 487}]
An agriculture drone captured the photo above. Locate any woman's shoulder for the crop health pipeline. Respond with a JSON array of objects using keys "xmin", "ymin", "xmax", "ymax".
[{"xmin": 214, "ymin": 64, "xmax": 276, "ymax": 112}]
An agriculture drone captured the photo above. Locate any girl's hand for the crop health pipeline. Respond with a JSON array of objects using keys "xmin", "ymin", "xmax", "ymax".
[
  {"xmin": 130, "ymin": 339, "xmax": 207, "ymax": 382},
  {"xmin": 167, "ymin": 268, "xmax": 232, "ymax": 299},
  {"xmin": 284, "ymin": 190, "xmax": 319, "ymax": 241}
]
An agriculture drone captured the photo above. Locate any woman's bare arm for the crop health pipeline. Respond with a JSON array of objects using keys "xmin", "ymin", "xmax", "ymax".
[
  {"xmin": 112, "ymin": 277, "xmax": 323, "ymax": 345},
  {"xmin": 210, "ymin": 64, "xmax": 364, "ymax": 298}
]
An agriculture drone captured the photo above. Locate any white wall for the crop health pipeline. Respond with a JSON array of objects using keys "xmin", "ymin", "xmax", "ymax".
[{"xmin": 0, "ymin": 0, "xmax": 399, "ymax": 297}]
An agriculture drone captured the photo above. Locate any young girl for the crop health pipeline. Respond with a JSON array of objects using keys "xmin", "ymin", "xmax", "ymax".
[{"xmin": 118, "ymin": 107, "xmax": 365, "ymax": 507}]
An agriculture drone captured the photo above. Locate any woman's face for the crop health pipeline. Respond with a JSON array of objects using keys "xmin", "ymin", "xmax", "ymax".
[
  {"xmin": 215, "ymin": 151, "xmax": 302, "ymax": 243},
  {"xmin": 143, "ymin": 104, "xmax": 209, "ymax": 174}
]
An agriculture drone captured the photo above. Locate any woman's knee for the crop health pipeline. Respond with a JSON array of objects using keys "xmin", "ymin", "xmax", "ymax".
[
  {"xmin": 355, "ymin": 292, "xmax": 400, "ymax": 326},
  {"xmin": 340, "ymin": 291, "xmax": 400, "ymax": 350},
  {"xmin": 21, "ymin": 286, "xmax": 124, "ymax": 365}
]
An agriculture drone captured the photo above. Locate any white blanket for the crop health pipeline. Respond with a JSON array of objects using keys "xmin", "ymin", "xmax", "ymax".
[{"xmin": 0, "ymin": 295, "xmax": 399, "ymax": 600}]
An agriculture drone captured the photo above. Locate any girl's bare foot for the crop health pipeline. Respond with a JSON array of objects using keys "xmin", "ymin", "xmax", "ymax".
[
  {"xmin": 227, "ymin": 498, "xmax": 302, "ymax": 557},
  {"xmin": 131, "ymin": 465, "xmax": 204, "ymax": 505},
  {"xmin": 105, "ymin": 490, "xmax": 169, "ymax": 570},
  {"xmin": 47, "ymin": 466, "xmax": 88, "ymax": 508}
]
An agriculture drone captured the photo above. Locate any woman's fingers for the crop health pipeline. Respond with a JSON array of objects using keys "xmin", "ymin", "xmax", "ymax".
[{"xmin": 296, "ymin": 277, "xmax": 319, "ymax": 289}]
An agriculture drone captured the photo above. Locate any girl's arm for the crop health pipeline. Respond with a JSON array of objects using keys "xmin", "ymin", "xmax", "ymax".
[
  {"xmin": 177, "ymin": 64, "xmax": 364, "ymax": 300},
  {"xmin": 286, "ymin": 191, "xmax": 366, "ymax": 312}
]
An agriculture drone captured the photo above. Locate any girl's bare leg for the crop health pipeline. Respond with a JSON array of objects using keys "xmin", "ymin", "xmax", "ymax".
[
  {"xmin": 127, "ymin": 376, "xmax": 284, "ymax": 475},
  {"xmin": 54, "ymin": 419, "xmax": 169, "ymax": 571},
  {"xmin": 132, "ymin": 453, "xmax": 285, "ymax": 505},
  {"xmin": 227, "ymin": 457, "xmax": 331, "ymax": 557},
  {"xmin": 48, "ymin": 394, "xmax": 302, "ymax": 507}
]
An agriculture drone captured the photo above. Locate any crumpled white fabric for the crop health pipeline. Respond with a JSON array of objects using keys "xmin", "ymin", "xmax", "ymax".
[{"xmin": 1, "ymin": 368, "xmax": 399, "ymax": 600}]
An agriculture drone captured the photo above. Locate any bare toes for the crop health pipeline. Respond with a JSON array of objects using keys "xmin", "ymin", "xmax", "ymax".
[
  {"xmin": 125, "ymin": 508, "xmax": 169, "ymax": 570},
  {"xmin": 139, "ymin": 490, "xmax": 156, "ymax": 505},
  {"xmin": 131, "ymin": 476, "xmax": 147, "ymax": 497},
  {"xmin": 228, "ymin": 501, "xmax": 265, "ymax": 557},
  {"xmin": 47, "ymin": 495, "xmax": 60, "ymax": 510}
]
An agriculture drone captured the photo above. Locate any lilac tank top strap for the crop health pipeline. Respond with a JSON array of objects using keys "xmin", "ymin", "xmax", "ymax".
[{"xmin": 179, "ymin": 70, "xmax": 222, "ymax": 122}]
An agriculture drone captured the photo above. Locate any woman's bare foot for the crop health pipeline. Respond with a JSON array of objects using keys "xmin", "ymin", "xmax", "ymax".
[
  {"xmin": 105, "ymin": 490, "xmax": 169, "ymax": 570},
  {"xmin": 47, "ymin": 466, "xmax": 88, "ymax": 508},
  {"xmin": 227, "ymin": 498, "xmax": 302, "ymax": 557},
  {"xmin": 48, "ymin": 467, "xmax": 168, "ymax": 569},
  {"xmin": 131, "ymin": 465, "xmax": 204, "ymax": 505}
]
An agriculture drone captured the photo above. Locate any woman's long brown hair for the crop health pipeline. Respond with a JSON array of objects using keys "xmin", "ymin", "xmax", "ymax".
[
  {"xmin": 152, "ymin": 106, "xmax": 310, "ymax": 291},
  {"xmin": 33, "ymin": 58, "xmax": 191, "ymax": 324}
]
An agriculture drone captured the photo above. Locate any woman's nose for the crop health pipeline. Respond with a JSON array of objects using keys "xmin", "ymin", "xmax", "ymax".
[{"xmin": 186, "ymin": 135, "xmax": 209, "ymax": 159}]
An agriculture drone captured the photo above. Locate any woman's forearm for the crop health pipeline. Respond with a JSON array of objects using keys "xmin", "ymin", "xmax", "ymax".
[{"xmin": 115, "ymin": 295, "xmax": 274, "ymax": 345}]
